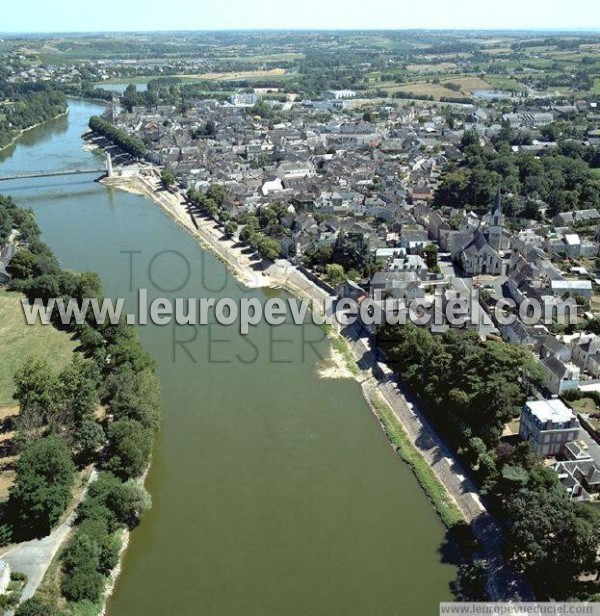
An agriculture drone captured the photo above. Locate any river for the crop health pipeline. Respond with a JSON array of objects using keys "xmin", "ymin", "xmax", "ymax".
[{"xmin": 0, "ymin": 99, "xmax": 456, "ymax": 615}]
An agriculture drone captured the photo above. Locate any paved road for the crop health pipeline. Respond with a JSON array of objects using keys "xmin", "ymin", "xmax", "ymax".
[
  {"xmin": 342, "ymin": 322, "xmax": 534, "ymax": 601},
  {"xmin": 1, "ymin": 470, "xmax": 97, "ymax": 605}
]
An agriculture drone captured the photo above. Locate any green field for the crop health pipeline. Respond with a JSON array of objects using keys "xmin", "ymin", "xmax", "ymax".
[
  {"xmin": 0, "ymin": 290, "xmax": 77, "ymax": 406},
  {"xmin": 485, "ymin": 75, "xmax": 526, "ymax": 92}
]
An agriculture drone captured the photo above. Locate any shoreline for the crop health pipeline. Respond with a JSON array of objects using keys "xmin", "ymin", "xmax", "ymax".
[
  {"xmin": 101, "ymin": 167, "xmax": 529, "ymax": 601},
  {"xmin": 103, "ymin": 171, "xmax": 472, "ymax": 523},
  {"xmin": 0, "ymin": 109, "xmax": 69, "ymax": 156}
]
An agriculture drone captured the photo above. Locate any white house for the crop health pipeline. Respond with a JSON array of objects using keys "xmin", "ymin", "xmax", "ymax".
[{"xmin": 520, "ymin": 399, "xmax": 581, "ymax": 457}]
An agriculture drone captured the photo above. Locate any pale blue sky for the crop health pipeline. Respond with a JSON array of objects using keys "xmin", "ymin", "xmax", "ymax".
[{"xmin": 0, "ymin": 0, "xmax": 598, "ymax": 33}]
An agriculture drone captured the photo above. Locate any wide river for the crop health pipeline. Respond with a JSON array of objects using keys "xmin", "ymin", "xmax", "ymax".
[{"xmin": 0, "ymin": 100, "xmax": 456, "ymax": 615}]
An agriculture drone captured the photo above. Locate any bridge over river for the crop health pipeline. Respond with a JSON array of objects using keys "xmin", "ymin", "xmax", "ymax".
[{"xmin": 0, "ymin": 153, "xmax": 112, "ymax": 182}]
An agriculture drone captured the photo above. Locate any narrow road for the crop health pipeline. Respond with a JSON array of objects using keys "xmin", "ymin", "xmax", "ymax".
[
  {"xmin": 1, "ymin": 469, "xmax": 98, "ymax": 604},
  {"xmin": 342, "ymin": 322, "xmax": 534, "ymax": 601}
]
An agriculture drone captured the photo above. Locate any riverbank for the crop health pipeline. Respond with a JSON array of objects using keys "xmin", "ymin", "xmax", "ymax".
[
  {"xmin": 105, "ymin": 171, "xmax": 471, "ymax": 526},
  {"xmin": 107, "ymin": 170, "xmax": 535, "ymax": 601},
  {"xmin": 0, "ymin": 109, "xmax": 69, "ymax": 156}
]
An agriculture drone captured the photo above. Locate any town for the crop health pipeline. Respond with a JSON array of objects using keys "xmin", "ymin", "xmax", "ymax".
[{"xmin": 1, "ymin": 27, "xmax": 600, "ymax": 615}]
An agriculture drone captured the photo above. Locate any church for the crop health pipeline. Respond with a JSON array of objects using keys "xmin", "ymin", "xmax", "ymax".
[{"xmin": 458, "ymin": 188, "xmax": 508, "ymax": 277}]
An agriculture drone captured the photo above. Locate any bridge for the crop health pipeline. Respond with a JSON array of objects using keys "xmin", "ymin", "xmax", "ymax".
[{"xmin": 0, "ymin": 153, "xmax": 112, "ymax": 183}]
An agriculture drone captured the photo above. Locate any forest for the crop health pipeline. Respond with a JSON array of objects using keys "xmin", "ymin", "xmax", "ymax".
[
  {"xmin": 434, "ymin": 127, "xmax": 600, "ymax": 218},
  {"xmin": 0, "ymin": 85, "xmax": 67, "ymax": 149},
  {"xmin": 88, "ymin": 115, "xmax": 147, "ymax": 159}
]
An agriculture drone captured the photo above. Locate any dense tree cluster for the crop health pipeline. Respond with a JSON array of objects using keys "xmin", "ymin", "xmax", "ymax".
[
  {"xmin": 9, "ymin": 436, "xmax": 74, "ymax": 536},
  {"xmin": 0, "ymin": 195, "xmax": 40, "ymax": 244},
  {"xmin": 88, "ymin": 115, "xmax": 147, "ymax": 158},
  {"xmin": 0, "ymin": 86, "xmax": 67, "ymax": 149},
  {"xmin": 378, "ymin": 325, "xmax": 544, "ymax": 453},
  {"xmin": 60, "ymin": 472, "xmax": 150, "ymax": 603},
  {"xmin": 434, "ymin": 128, "xmax": 600, "ymax": 217},
  {"xmin": 492, "ymin": 442, "xmax": 600, "ymax": 598}
]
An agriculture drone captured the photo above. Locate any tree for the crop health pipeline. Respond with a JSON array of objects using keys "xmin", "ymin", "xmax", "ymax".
[
  {"xmin": 105, "ymin": 366, "xmax": 161, "ymax": 430},
  {"xmin": 224, "ymin": 220, "xmax": 238, "ymax": 239},
  {"xmin": 423, "ymin": 244, "xmax": 439, "ymax": 270},
  {"xmin": 325, "ymin": 263, "xmax": 346, "ymax": 286},
  {"xmin": 206, "ymin": 184, "xmax": 227, "ymax": 206},
  {"xmin": 99, "ymin": 532, "xmax": 121, "ymax": 574},
  {"xmin": 58, "ymin": 357, "xmax": 99, "ymax": 431},
  {"xmin": 506, "ymin": 485, "xmax": 600, "ymax": 596},
  {"xmin": 239, "ymin": 225, "xmax": 256, "ymax": 245},
  {"xmin": 305, "ymin": 244, "xmax": 333, "ymax": 268},
  {"xmin": 75, "ymin": 420, "xmax": 106, "ymax": 458},
  {"xmin": 257, "ymin": 236, "xmax": 280, "ymax": 262},
  {"xmin": 107, "ymin": 480, "xmax": 152, "ymax": 526},
  {"xmin": 25, "ymin": 274, "xmax": 60, "ymax": 301},
  {"xmin": 7, "ymin": 249, "xmax": 37, "ymax": 280},
  {"xmin": 9, "ymin": 436, "xmax": 75, "ymax": 535},
  {"xmin": 14, "ymin": 358, "xmax": 59, "ymax": 420},
  {"xmin": 332, "ymin": 231, "xmax": 370, "ymax": 274},
  {"xmin": 201, "ymin": 119, "xmax": 217, "ymax": 137},
  {"xmin": 61, "ymin": 569, "xmax": 105, "ymax": 603},
  {"xmin": 451, "ymin": 560, "xmax": 488, "ymax": 601},
  {"xmin": 105, "ymin": 419, "xmax": 153, "ymax": 480},
  {"xmin": 121, "ymin": 84, "xmax": 139, "ymax": 113},
  {"xmin": 160, "ymin": 169, "xmax": 175, "ymax": 189},
  {"xmin": 15, "ymin": 598, "xmax": 61, "ymax": 616},
  {"xmin": 62, "ymin": 531, "xmax": 100, "ymax": 574}
]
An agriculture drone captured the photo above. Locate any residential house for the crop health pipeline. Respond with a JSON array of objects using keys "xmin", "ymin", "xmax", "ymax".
[
  {"xmin": 541, "ymin": 356, "xmax": 580, "ymax": 395},
  {"xmin": 571, "ymin": 334, "xmax": 600, "ymax": 378},
  {"xmin": 520, "ymin": 399, "xmax": 581, "ymax": 457}
]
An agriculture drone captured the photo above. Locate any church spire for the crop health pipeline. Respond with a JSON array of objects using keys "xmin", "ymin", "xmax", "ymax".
[
  {"xmin": 487, "ymin": 185, "xmax": 504, "ymax": 252},
  {"xmin": 493, "ymin": 185, "xmax": 502, "ymax": 217}
]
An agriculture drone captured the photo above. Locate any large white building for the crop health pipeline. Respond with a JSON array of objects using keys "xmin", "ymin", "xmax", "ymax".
[{"xmin": 519, "ymin": 399, "xmax": 581, "ymax": 457}]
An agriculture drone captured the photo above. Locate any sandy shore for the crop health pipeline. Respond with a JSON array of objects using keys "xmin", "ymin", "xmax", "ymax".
[
  {"xmin": 103, "ymin": 173, "xmax": 354, "ymax": 383},
  {"xmin": 103, "ymin": 173, "xmax": 281, "ymax": 289}
]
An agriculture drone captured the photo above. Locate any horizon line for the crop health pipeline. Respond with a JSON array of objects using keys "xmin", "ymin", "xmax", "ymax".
[{"xmin": 2, "ymin": 26, "xmax": 600, "ymax": 36}]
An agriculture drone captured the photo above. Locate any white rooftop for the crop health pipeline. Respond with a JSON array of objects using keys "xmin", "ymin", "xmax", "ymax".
[
  {"xmin": 525, "ymin": 399, "xmax": 574, "ymax": 424},
  {"xmin": 551, "ymin": 280, "xmax": 593, "ymax": 290},
  {"xmin": 564, "ymin": 234, "xmax": 581, "ymax": 246}
]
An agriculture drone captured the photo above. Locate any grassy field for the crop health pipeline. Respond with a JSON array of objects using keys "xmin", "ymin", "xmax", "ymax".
[
  {"xmin": 176, "ymin": 68, "xmax": 287, "ymax": 82},
  {"xmin": 572, "ymin": 397, "xmax": 600, "ymax": 414},
  {"xmin": 385, "ymin": 75, "xmax": 491, "ymax": 100},
  {"xmin": 0, "ymin": 290, "xmax": 77, "ymax": 406},
  {"xmin": 485, "ymin": 75, "xmax": 527, "ymax": 92}
]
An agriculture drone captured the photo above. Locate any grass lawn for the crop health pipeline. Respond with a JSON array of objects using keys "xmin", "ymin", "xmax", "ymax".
[
  {"xmin": 0, "ymin": 290, "xmax": 78, "ymax": 406},
  {"xmin": 572, "ymin": 398, "xmax": 600, "ymax": 414},
  {"xmin": 176, "ymin": 68, "xmax": 287, "ymax": 82}
]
